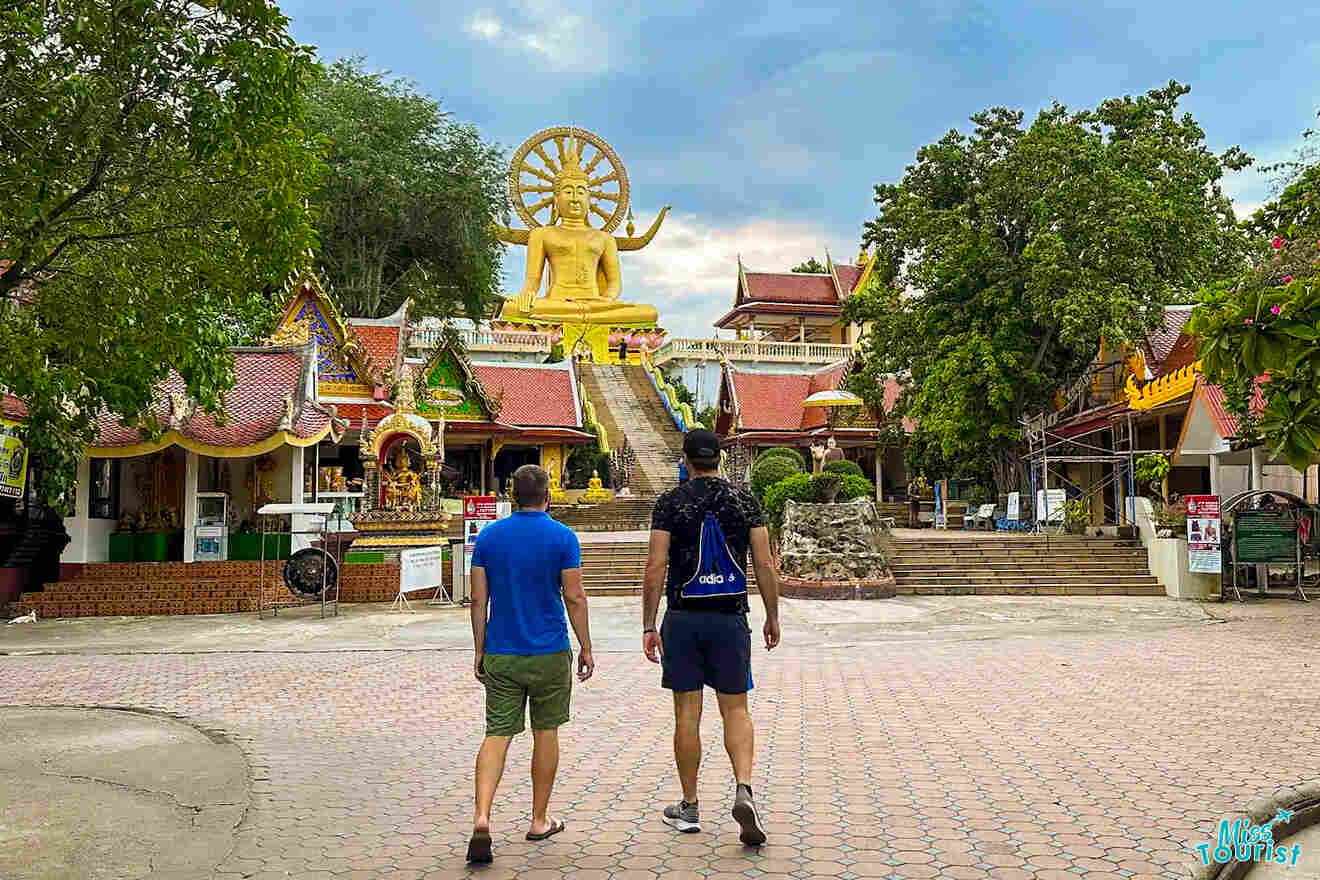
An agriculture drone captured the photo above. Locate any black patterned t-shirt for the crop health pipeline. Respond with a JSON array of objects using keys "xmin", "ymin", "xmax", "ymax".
[{"xmin": 651, "ymin": 476, "xmax": 764, "ymax": 614}]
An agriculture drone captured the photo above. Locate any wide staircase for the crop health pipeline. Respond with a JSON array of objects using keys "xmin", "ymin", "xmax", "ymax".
[
  {"xmin": 581, "ymin": 364, "xmax": 686, "ymax": 496},
  {"xmin": 579, "ymin": 539, "xmax": 758, "ymax": 596},
  {"xmin": 887, "ymin": 534, "xmax": 1162, "ymax": 596},
  {"xmin": 553, "ymin": 497, "xmax": 654, "ymax": 532}
]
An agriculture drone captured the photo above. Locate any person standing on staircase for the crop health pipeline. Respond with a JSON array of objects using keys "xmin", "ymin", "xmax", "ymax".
[
  {"xmin": 642, "ymin": 429, "xmax": 781, "ymax": 846},
  {"xmin": 466, "ymin": 464, "xmax": 595, "ymax": 864},
  {"xmin": 677, "ymin": 454, "xmax": 688, "ymax": 485}
]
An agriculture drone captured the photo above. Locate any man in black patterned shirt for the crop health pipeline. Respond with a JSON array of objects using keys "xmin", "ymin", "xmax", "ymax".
[{"xmin": 642, "ymin": 429, "xmax": 781, "ymax": 846}]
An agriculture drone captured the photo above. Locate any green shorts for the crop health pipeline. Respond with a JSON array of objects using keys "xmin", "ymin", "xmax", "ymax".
[{"xmin": 482, "ymin": 651, "xmax": 573, "ymax": 736}]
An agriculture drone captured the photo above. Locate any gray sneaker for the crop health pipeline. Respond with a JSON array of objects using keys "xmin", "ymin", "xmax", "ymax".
[
  {"xmin": 662, "ymin": 799, "xmax": 700, "ymax": 833},
  {"xmin": 732, "ymin": 785, "xmax": 766, "ymax": 846}
]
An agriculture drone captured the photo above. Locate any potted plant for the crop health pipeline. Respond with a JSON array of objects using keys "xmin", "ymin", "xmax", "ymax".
[{"xmin": 1063, "ymin": 499, "xmax": 1091, "ymax": 535}]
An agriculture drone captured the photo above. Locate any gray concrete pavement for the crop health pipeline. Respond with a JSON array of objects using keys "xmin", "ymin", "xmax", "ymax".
[
  {"xmin": 0, "ymin": 707, "xmax": 247, "ymax": 880},
  {"xmin": 0, "ymin": 593, "xmax": 1290, "ymax": 657}
]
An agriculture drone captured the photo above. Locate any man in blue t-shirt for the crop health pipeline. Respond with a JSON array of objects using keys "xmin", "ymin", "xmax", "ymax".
[{"xmin": 466, "ymin": 464, "xmax": 594, "ymax": 864}]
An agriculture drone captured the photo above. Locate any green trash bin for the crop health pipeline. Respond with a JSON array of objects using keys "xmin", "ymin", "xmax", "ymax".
[{"xmin": 108, "ymin": 533, "xmax": 136, "ymax": 563}]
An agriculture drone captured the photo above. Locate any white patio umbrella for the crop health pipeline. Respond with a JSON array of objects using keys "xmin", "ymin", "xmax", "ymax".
[{"xmin": 802, "ymin": 389, "xmax": 863, "ymax": 408}]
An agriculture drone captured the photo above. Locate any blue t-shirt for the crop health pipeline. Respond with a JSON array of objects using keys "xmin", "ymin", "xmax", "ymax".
[{"xmin": 471, "ymin": 511, "xmax": 580, "ymax": 655}]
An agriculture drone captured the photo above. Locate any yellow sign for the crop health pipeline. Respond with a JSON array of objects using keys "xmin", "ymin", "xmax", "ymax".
[{"xmin": 0, "ymin": 418, "xmax": 28, "ymax": 499}]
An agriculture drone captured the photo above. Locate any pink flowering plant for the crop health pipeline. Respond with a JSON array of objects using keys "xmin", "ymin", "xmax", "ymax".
[{"xmin": 1191, "ymin": 166, "xmax": 1320, "ymax": 471}]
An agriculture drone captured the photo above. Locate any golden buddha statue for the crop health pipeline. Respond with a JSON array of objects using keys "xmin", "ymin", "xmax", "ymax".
[
  {"xmin": 548, "ymin": 471, "xmax": 570, "ymax": 505},
  {"xmin": 499, "ymin": 132, "xmax": 660, "ymax": 326},
  {"xmin": 384, "ymin": 449, "xmax": 423, "ymax": 512},
  {"xmin": 581, "ymin": 469, "xmax": 613, "ymax": 504}
]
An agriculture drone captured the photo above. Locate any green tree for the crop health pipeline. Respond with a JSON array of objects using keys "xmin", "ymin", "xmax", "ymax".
[
  {"xmin": 302, "ymin": 58, "xmax": 508, "ymax": 319},
  {"xmin": 791, "ymin": 257, "xmax": 826, "ymax": 273},
  {"xmin": 844, "ymin": 82, "xmax": 1250, "ymax": 492},
  {"xmin": 0, "ymin": 0, "xmax": 321, "ymax": 504}
]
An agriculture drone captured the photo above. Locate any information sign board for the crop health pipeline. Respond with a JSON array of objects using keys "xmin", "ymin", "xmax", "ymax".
[
  {"xmin": 1233, "ymin": 512, "xmax": 1298, "ymax": 564},
  {"xmin": 1185, "ymin": 495, "xmax": 1221, "ymax": 574}
]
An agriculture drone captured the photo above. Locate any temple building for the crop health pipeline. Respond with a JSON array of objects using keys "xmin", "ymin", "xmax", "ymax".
[
  {"xmin": 1025, "ymin": 305, "xmax": 1317, "ymax": 526},
  {"xmin": 654, "ymin": 252, "xmax": 876, "ymax": 409},
  {"xmin": 54, "ymin": 273, "xmax": 602, "ymax": 572}
]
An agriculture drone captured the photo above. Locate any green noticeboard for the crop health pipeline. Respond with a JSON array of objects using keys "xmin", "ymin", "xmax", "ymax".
[{"xmin": 1234, "ymin": 513, "xmax": 1298, "ymax": 564}]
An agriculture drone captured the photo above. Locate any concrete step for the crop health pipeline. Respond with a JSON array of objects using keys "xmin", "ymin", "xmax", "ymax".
[
  {"xmin": 894, "ymin": 574, "xmax": 1160, "ymax": 586},
  {"xmin": 892, "ymin": 583, "xmax": 1165, "ymax": 596}
]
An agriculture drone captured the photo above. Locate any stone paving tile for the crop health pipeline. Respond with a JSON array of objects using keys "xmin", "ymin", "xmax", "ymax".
[{"xmin": 4, "ymin": 615, "xmax": 1320, "ymax": 878}]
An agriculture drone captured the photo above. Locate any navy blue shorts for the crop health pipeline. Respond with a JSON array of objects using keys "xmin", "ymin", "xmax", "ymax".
[{"xmin": 660, "ymin": 609, "xmax": 753, "ymax": 694}]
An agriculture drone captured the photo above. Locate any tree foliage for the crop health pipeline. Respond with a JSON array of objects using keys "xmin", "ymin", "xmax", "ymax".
[
  {"xmin": 791, "ymin": 257, "xmax": 826, "ymax": 274},
  {"xmin": 302, "ymin": 58, "xmax": 507, "ymax": 320},
  {"xmin": 0, "ymin": 0, "xmax": 321, "ymax": 505},
  {"xmin": 844, "ymin": 82, "xmax": 1250, "ymax": 491},
  {"xmin": 1191, "ymin": 160, "xmax": 1320, "ymax": 472}
]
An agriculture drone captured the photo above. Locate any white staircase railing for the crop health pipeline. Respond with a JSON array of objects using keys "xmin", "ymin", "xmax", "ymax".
[{"xmin": 651, "ymin": 337, "xmax": 854, "ymax": 367}]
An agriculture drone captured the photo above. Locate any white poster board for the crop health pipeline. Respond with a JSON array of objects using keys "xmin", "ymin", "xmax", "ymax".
[
  {"xmin": 1036, "ymin": 489, "xmax": 1066, "ymax": 523},
  {"xmin": 1006, "ymin": 491, "xmax": 1021, "ymax": 522},
  {"xmin": 394, "ymin": 545, "xmax": 450, "ymax": 610}
]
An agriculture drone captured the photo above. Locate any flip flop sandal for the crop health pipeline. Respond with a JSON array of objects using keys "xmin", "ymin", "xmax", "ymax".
[
  {"xmin": 525, "ymin": 819, "xmax": 566, "ymax": 841},
  {"xmin": 466, "ymin": 830, "xmax": 492, "ymax": 863}
]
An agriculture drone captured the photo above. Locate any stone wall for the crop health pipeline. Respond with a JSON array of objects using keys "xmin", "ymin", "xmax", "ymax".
[{"xmin": 778, "ymin": 497, "xmax": 892, "ymax": 585}]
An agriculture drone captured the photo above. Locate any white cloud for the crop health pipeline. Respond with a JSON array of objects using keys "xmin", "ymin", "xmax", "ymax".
[
  {"xmin": 500, "ymin": 209, "xmax": 857, "ymax": 339},
  {"xmin": 463, "ymin": 7, "xmax": 614, "ymax": 73},
  {"xmin": 467, "ymin": 14, "xmax": 503, "ymax": 40}
]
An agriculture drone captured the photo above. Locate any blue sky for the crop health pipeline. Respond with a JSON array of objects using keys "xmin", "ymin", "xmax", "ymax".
[{"xmin": 281, "ymin": 1, "xmax": 1320, "ymax": 337}]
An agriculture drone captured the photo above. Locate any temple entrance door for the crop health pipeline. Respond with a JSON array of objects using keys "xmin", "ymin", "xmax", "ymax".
[{"xmin": 493, "ymin": 446, "xmax": 541, "ymax": 497}]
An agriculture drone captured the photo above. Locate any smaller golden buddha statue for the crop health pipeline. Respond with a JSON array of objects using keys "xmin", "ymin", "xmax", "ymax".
[
  {"xmin": 548, "ymin": 471, "xmax": 570, "ymax": 505},
  {"xmin": 581, "ymin": 469, "xmax": 613, "ymax": 504},
  {"xmin": 384, "ymin": 449, "xmax": 423, "ymax": 512}
]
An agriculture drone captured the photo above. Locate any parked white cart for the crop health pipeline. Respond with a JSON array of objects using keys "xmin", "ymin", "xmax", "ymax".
[{"xmin": 256, "ymin": 502, "xmax": 341, "ymax": 619}]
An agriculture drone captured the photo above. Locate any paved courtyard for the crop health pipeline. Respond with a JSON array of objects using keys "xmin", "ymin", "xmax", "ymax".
[{"xmin": 3, "ymin": 595, "xmax": 1319, "ymax": 879}]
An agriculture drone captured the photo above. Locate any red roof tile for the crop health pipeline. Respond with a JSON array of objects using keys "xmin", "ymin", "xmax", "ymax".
[
  {"xmin": 1199, "ymin": 376, "xmax": 1267, "ymax": 440},
  {"xmin": 333, "ymin": 403, "xmax": 394, "ymax": 428},
  {"xmin": 833, "ymin": 264, "xmax": 863, "ymax": 293},
  {"xmin": 471, "ymin": 364, "xmax": 579, "ymax": 427},
  {"xmin": 349, "ymin": 324, "xmax": 401, "ymax": 375},
  {"xmin": 93, "ymin": 346, "xmax": 327, "ymax": 449},
  {"xmin": 742, "ymin": 272, "xmax": 839, "ymax": 306},
  {"xmin": 729, "ymin": 363, "xmax": 909, "ymax": 434},
  {"xmin": 2, "ymin": 393, "xmax": 27, "ymax": 421},
  {"xmin": 1144, "ymin": 306, "xmax": 1195, "ymax": 372}
]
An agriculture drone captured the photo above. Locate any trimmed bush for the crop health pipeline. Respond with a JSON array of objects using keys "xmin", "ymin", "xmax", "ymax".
[
  {"xmin": 811, "ymin": 474, "xmax": 842, "ymax": 503},
  {"xmin": 754, "ymin": 446, "xmax": 806, "ymax": 471},
  {"xmin": 838, "ymin": 474, "xmax": 875, "ymax": 501},
  {"xmin": 822, "ymin": 459, "xmax": 865, "ymax": 479},
  {"xmin": 763, "ymin": 473, "xmax": 813, "ymax": 526},
  {"xmin": 750, "ymin": 454, "xmax": 801, "ymax": 502}
]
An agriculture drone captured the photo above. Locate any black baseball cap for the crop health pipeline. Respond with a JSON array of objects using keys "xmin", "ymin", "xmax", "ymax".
[{"xmin": 683, "ymin": 429, "xmax": 721, "ymax": 459}]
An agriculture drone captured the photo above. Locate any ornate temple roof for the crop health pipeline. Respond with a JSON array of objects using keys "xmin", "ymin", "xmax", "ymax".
[
  {"xmin": 719, "ymin": 361, "xmax": 908, "ymax": 438},
  {"xmin": 714, "ymin": 253, "xmax": 877, "ymax": 329},
  {"xmin": 88, "ymin": 344, "xmax": 332, "ymax": 457}
]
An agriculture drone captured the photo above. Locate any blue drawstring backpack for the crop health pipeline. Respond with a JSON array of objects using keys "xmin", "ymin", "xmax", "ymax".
[{"xmin": 681, "ymin": 512, "xmax": 748, "ymax": 600}]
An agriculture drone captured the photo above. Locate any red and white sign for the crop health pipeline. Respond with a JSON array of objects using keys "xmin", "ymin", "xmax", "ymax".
[
  {"xmin": 1185, "ymin": 494, "xmax": 1221, "ymax": 574},
  {"xmin": 463, "ymin": 495, "xmax": 499, "ymax": 574}
]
